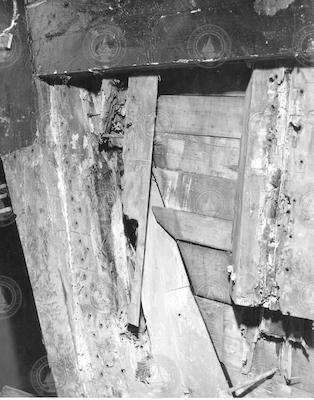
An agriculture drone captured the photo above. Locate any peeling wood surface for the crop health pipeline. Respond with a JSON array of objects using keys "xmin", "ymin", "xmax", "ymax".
[
  {"xmin": 122, "ymin": 76, "xmax": 158, "ymax": 327},
  {"xmin": 24, "ymin": 0, "xmax": 313, "ymax": 75},
  {"xmin": 153, "ymin": 133, "xmax": 240, "ymax": 180},
  {"xmin": 154, "ymin": 167, "xmax": 236, "ymax": 220},
  {"xmin": 156, "ymin": 95, "xmax": 244, "ymax": 138},
  {"xmin": 142, "ymin": 180, "xmax": 230, "ymax": 397},
  {"xmin": 0, "ymin": 0, "xmax": 36, "ymax": 154},
  {"xmin": 178, "ymin": 242, "xmax": 231, "ymax": 304},
  {"xmin": 153, "ymin": 207, "xmax": 233, "ymax": 251}
]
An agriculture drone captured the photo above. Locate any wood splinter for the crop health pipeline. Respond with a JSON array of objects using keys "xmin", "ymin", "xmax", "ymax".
[{"xmin": 229, "ymin": 368, "xmax": 277, "ymax": 396}]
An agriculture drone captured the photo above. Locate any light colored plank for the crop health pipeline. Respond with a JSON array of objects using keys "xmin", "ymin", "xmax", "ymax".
[
  {"xmin": 152, "ymin": 207, "xmax": 233, "ymax": 251},
  {"xmin": 156, "ymin": 95, "xmax": 244, "ymax": 138},
  {"xmin": 122, "ymin": 76, "xmax": 158, "ymax": 327},
  {"xmin": 141, "ymin": 181, "xmax": 230, "ymax": 397},
  {"xmin": 154, "ymin": 167, "xmax": 236, "ymax": 220},
  {"xmin": 153, "ymin": 133, "xmax": 240, "ymax": 180},
  {"xmin": 1, "ymin": 386, "xmax": 34, "ymax": 397},
  {"xmin": 178, "ymin": 242, "xmax": 231, "ymax": 303}
]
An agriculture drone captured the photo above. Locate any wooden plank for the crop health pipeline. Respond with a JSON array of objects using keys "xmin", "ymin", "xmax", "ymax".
[
  {"xmin": 178, "ymin": 242, "xmax": 231, "ymax": 304},
  {"xmin": 153, "ymin": 133, "xmax": 240, "ymax": 180},
  {"xmin": 156, "ymin": 95, "xmax": 244, "ymax": 138},
  {"xmin": 232, "ymin": 68, "xmax": 290, "ymax": 308},
  {"xmin": 2, "ymin": 80, "xmax": 154, "ymax": 396},
  {"xmin": 122, "ymin": 76, "xmax": 158, "ymax": 327},
  {"xmin": 1, "ymin": 386, "xmax": 34, "ymax": 397},
  {"xmin": 276, "ymin": 69, "xmax": 314, "ymax": 320},
  {"xmin": 24, "ymin": 0, "xmax": 312, "ymax": 76},
  {"xmin": 152, "ymin": 207, "xmax": 233, "ymax": 251},
  {"xmin": 154, "ymin": 167, "xmax": 236, "ymax": 220},
  {"xmin": 141, "ymin": 181, "xmax": 230, "ymax": 397}
]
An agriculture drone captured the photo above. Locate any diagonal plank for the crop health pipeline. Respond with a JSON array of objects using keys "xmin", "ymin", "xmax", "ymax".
[
  {"xmin": 152, "ymin": 206, "xmax": 233, "ymax": 251},
  {"xmin": 123, "ymin": 76, "xmax": 158, "ymax": 327}
]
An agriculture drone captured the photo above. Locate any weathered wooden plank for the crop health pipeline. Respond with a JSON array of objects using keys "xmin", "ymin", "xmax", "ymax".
[
  {"xmin": 276, "ymin": 69, "xmax": 314, "ymax": 321},
  {"xmin": 0, "ymin": 0, "xmax": 36, "ymax": 154},
  {"xmin": 232, "ymin": 68, "xmax": 290, "ymax": 308},
  {"xmin": 178, "ymin": 242, "xmax": 231, "ymax": 303},
  {"xmin": 152, "ymin": 207, "xmax": 233, "ymax": 251},
  {"xmin": 122, "ymin": 76, "xmax": 158, "ymax": 327},
  {"xmin": 1, "ymin": 386, "xmax": 34, "ymax": 397},
  {"xmin": 153, "ymin": 133, "xmax": 240, "ymax": 180},
  {"xmin": 141, "ymin": 181, "xmax": 230, "ymax": 397},
  {"xmin": 24, "ymin": 0, "xmax": 313, "ymax": 76},
  {"xmin": 156, "ymin": 95, "xmax": 244, "ymax": 138},
  {"xmin": 154, "ymin": 167, "xmax": 236, "ymax": 220},
  {"xmin": 2, "ymin": 80, "xmax": 153, "ymax": 396}
]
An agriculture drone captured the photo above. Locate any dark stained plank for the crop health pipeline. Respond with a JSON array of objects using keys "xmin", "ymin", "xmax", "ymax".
[
  {"xmin": 122, "ymin": 76, "xmax": 158, "ymax": 327},
  {"xmin": 154, "ymin": 167, "xmax": 236, "ymax": 220},
  {"xmin": 178, "ymin": 241, "xmax": 231, "ymax": 304},
  {"xmin": 0, "ymin": 0, "xmax": 36, "ymax": 154},
  {"xmin": 153, "ymin": 133, "xmax": 240, "ymax": 180},
  {"xmin": 156, "ymin": 95, "xmax": 244, "ymax": 138},
  {"xmin": 152, "ymin": 207, "xmax": 233, "ymax": 251},
  {"xmin": 24, "ymin": 0, "xmax": 313, "ymax": 76}
]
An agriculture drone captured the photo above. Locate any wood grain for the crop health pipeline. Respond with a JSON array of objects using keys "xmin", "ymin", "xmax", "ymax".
[
  {"xmin": 152, "ymin": 207, "xmax": 233, "ymax": 251},
  {"xmin": 156, "ymin": 95, "xmax": 244, "ymax": 138},
  {"xmin": 122, "ymin": 76, "xmax": 158, "ymax": 327},
  {"xmin": 153, "ymin": 133, "xmax": 240, "ymax": 180},
  {"xmin": 178, "ymin": 241, "xmax": 231, "ymax": 303},
  {"xmin": 154, "ymin": 167, "xmax": 236, "ymax": 220}
]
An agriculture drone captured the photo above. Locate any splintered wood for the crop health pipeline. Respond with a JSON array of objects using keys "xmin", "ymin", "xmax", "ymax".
[{"xmin": 122, "ymin": 76, "xmax": 158, "ymax": 327}]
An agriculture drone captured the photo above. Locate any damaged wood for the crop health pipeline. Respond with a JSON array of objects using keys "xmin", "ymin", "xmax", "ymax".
[
  {"xmin": 122, "ymin": 76, "xmax": 158, "ymax": 328},
  {"xmin": 23, "ymin": 0, "xmax": 313, "ymax": 76}
]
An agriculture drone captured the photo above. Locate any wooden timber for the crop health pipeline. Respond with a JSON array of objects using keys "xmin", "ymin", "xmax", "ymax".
[
  {"xmin": 122, "ymin": 76, "xmax": 158, "ymax": 328},
  {"xmin": 23, "ymin": 0, "xmax": 313, "ymax": 76},
  {"xmin": 156, "ymin": 95, "xmax": 244, "ymax": 138},
  {"xmin": 152, "ymin": 207, "xmax": 233, "ymax": 251}
]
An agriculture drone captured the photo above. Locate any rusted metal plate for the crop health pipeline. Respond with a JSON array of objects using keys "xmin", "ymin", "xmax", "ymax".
[{"xmin": 25, "ymin": 0, "xmax": 314, "ymax": 77}]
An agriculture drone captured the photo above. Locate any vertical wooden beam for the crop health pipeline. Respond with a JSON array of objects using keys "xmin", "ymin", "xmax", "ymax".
[{"xmin": 123, "ymin": 76, "xmax": 158, "ymax": 327}]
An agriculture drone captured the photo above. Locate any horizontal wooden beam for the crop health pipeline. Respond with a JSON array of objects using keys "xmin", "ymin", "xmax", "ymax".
[{"xmin": 25, "ymin": 0, "xmax": 313, "ymax": 77}]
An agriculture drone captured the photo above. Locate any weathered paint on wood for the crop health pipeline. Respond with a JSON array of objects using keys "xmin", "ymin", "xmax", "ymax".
[
  {"xmin": 122, "ymin": 76, "xmax": 158, "ymax": 327},
  {"xmin": 153, "ymin": 133, "xmax": 240, "ymax": 180},
  {"xmin": 24, "ymin": 0, "xmax": 313, "ymax": 76},
  {"xmin": 152, "ymin": 207, "xmax": 233, "ymax": 251},
  {"xmin": 142, "ymin": 180, "xmax": 230, "ymax": 397},
  {"xmin": 0, "ymin": 0, "xmax": 37, "ymax": 154},
  {"xmin": 154, "ymin": 167, "xmax": 236, "ymax": 220},
  {"xmin": 156, "ymin": 95, "xmax": 244, "ymax": 138},
  {"xmin": 2, "ymin": 80, "xmax": 154, "ymax": 396},
  {"xmin": 178, "ymin": 242, "xmax": 231, "ymax": 304}
]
